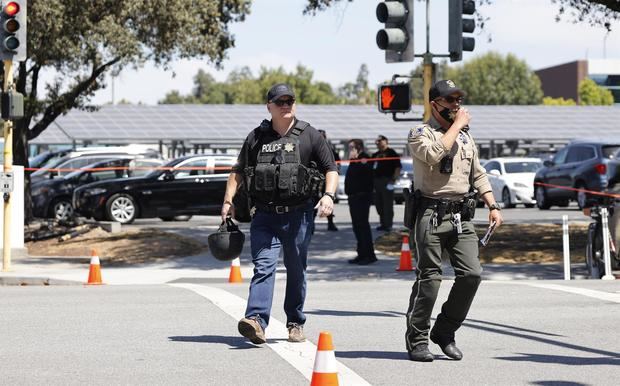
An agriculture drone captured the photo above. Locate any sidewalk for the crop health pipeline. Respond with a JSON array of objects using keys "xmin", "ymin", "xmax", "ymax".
[{"xmin": 1, "ymin": 218, "xmax": 599, "ymax": 285}]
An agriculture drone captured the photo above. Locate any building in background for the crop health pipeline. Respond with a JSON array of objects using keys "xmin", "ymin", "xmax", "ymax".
[{"xmin": 536, "ymin": 59, "xmax": 620, "ymax": 104}]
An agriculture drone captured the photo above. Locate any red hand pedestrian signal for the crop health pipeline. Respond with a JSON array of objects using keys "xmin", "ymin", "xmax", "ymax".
[
  {"xmin": 377, "ymin": 83, "xmax": 411, "ymax": 113},
  {"xmin": 381, "ymin": 87, "xmax": 396, "ymax": 110}
]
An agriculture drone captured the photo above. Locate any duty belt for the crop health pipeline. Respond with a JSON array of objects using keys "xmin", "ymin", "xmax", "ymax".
[
  {"xmin": 254, "ymin": 201, "xmax": 310, "ymax": 214},
  {"xmin": 420, "ymin": 196, "xmax": 465, "ymax": 213}
]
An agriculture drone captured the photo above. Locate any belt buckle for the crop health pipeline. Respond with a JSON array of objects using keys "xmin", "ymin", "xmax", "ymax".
[{"xmin": 275, "ymin": 205, "xmax": 286, "ymax": 214}]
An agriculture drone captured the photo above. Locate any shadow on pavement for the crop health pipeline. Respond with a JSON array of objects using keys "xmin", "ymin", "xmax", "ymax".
[
  {"xmin": 335, "ymin": 350, "xmax": 410, "ymax": 361},
  {"xmin": 495, "ymin": 353, "xmax": 620, "ymax": 366},
  {"xmin": 464, "ymin": 319, "xmax": 620, "ymax": 360},
  {"xmin": 168, "ymin": 334, "xmax": 255, "ymax": 350},
  {"xmin": 304, "ymin": 309, "xmax": 404, "ymax": 318}
]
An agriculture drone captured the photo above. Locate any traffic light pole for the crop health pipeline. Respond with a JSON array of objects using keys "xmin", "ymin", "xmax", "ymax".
[{"xmin": 2, "ymin": 59, "xmax": 13, "ymax": 271}]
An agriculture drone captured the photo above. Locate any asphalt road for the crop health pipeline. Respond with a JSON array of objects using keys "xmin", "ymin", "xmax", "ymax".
[{"xmin": 1, "ymin": 281, "xmax": 618, "ymax": 385}]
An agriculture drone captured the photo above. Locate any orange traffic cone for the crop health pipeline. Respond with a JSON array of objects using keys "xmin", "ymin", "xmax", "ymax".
[
  {"xmin": 396, "ymin": 235, "xmax": 414, "ymax": 271},
  {"xmin": 86, "ymin": 249, "xmax": 104, "ymax": 285},
  {"xmin": 311, "ymin": 332, "xmax": 339, "ymax": 386},
  {"xmin": 228, "ymin": 257, "xmax": 243, "ymax": 283}
]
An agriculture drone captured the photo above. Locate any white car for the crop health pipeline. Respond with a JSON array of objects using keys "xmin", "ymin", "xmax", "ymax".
[
  {"xmin": 336, "ymin": 161, "xmax": 349, "ymax": 202},
  {"xmin": 484, "ymin": 157, "xmax": 542, "ymax": 208}
]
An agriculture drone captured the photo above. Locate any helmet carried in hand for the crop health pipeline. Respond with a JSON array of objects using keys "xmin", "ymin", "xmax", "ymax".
[{"xmin": 208, "ymin": 217, "xmax": 245, "ymax": 261}]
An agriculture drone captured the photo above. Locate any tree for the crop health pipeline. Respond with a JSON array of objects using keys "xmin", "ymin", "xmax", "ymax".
[
  {"xmin": 161, "ymin": 64, "xmax": 342, "ymax": 104},
  {"xmin": 578, "ymin": 78, "xmax": 615, "ymax": 105},
  {"xmin": 337, "ymin": 64, "xmax": 374, "ymax": 104},
  {"xmin": 7, "ymin": 0, "xmax": 250, "ymax": 221},
  {"xmin": 303, "ymin": 0, "xmax": 619, "ymax": 29},
  {"xmin": 446, "ymin": 52, "xmax": 543, "ymax": 105}
]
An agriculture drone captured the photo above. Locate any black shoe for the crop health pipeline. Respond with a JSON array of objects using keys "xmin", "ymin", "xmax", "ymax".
[
  {"xmin": 430, "ymin": 331, "xmax": 463, "ymax": 360},
  {"xmin": 355, "ymin": 256, "xmax": 378, "ymax": 265},
  {"xmin": 408, "ymin": 344, "xmax": 434, "ymax": 362},
  {"xmin": 327, "ymin": 224, "xmax": 339, "ymax": 231},
  {"xmin": 348, "ymin": 256, "xmax": 362, "ymax": 264}
]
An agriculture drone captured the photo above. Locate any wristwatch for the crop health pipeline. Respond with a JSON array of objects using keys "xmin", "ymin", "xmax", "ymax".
[
  {"xmin": 489, "ymin": 203, "xmax": 501, "ymax": 211},
  {"xmin": 323, "ymin": 192, "xmax": 336, "ymax": 201}
]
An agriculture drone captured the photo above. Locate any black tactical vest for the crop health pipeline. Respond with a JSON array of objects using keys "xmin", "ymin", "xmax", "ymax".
[{"xmin": 246, "ymin": 122, "xmax": 324, "ymax": 205}]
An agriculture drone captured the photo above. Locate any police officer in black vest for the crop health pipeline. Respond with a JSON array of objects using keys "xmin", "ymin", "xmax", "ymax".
[{"xmin": 221, "ymin": 84, "xmax": 339, "ymax": 344}]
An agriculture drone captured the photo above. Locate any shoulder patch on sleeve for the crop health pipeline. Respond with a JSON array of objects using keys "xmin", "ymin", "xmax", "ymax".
[{"xmin": 409, "ymin": 125, "xmax": 426, "ymax": 140}]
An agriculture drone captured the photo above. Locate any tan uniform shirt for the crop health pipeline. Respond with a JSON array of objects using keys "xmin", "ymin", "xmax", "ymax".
[{"xmin": 407, "ymin": 116, "xmax": 492, "ymax": 201}]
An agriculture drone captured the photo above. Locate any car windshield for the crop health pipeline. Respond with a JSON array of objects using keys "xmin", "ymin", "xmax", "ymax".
[
  {"xmin": 504, "ymin": 161, "xmax": 541, "ymax": 173},
  {"xmin": 144, "ymin": 157, "xmax": 189, "ymax": 178}
]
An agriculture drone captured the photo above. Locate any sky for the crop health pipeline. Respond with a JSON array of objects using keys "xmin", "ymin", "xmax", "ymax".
[{"xmin": 89, "ymin": 0, "xmax": 620, "ymax": 105}]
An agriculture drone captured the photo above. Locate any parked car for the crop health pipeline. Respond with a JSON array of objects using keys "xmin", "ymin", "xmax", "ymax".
[
  {"xmin": 394, "ymin": 158, "xmax": 413, "ymax": 204},
  {"xmin": 336, "ymin": 161, "xmax": 349, "ymax": 202},
  {"xmin": 30, "ymin": 146, "xmax": 162, "ymax": 183},
  {"xmin": 533, "ymin": 140, "xmax": 620, "ymax": 209},
  {"xmin": 32, "ymin": 157, "xmax": 164, "ymax": 221},
  {"xmin": 73, "ymin": 155, "xmax": 235, "ymax": 224},
  {"xmin": 484, "ymin": 157, "xmax": 542, "ymax": 208}
]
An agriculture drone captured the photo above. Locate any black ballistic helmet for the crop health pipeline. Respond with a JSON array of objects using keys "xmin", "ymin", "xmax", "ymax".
[{"xmin": 208, "ymin": 217, "xmax": 245, "ymax": 261}]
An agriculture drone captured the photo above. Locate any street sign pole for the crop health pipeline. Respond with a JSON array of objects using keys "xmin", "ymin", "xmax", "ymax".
[{"xmin": 2, "ymin": 58, "xmax": 13, "ymax": 271}]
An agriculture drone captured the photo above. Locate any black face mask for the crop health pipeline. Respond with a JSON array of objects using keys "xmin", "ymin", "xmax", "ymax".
[{"xmin": 435, "ymin": 101, "xmax": 454, "ymax": 123}]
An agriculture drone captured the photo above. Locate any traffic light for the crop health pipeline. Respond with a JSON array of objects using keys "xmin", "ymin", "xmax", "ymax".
[
  {"xmin": 0, "ymin": 0, "xmax": 26, "ymax": 61},
  {"xmin": 448, "ymin": 0, "xmax": 475, "ymax": 62},
  {"xmin": 376, "ymin": 0, "xmax": 414, "ymax": 63},
  {"xmin": 377, "ymin": 83, "xmax": 411, "ymax": 113}
]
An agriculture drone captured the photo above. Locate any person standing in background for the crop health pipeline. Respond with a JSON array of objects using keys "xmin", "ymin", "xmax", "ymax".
[
  {"xmin": 372, "ymin": 135, "xmax": 401, "ymax": 232},
  {"xmin": 345, "ymin": 139, "xmax": 377, "ymax": 265}
]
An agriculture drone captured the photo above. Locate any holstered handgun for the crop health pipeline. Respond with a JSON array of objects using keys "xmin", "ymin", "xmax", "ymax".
[
  {"xmin": 403, "ymin": 186, "xmax": 421, "ymax": 229},
  {"xmin": 461, "ymin": 191, "xmax": 478, "ymax": 220}
]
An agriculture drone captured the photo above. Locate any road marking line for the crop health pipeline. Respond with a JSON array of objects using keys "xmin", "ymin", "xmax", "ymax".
[
  {"xmin": 170, "ymin": 283, "xmax": 371, "ymax": 385},
  {"xmin": 508, "ymin": 282, "xmax": 620, "ymax": 303}
]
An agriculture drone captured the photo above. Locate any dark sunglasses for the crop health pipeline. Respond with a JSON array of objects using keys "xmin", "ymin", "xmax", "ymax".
[
  {"xmin": 443, "ymin": 96, "xmax": 464, "ymax": 103},
  {"xmin": 272, "ymin": 98, "xmax": 295, "ymax": 106}
]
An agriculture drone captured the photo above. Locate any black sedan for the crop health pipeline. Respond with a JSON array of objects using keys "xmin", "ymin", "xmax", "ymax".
[
  {"xmin": 72, "ymin": 155, "xmax": 236, "ymax": 224},
  {"xmin": 32, "ymin": 157, "xmax": 164, "ymax": 221}
]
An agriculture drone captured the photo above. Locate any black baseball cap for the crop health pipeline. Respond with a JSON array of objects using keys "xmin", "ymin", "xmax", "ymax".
[
  {"xmin": 429, "ymin": 79, "xmax": 466, "ymax": 101},
  {"xmin": 267, "ymin": 83, "xmax": 295, "ymax": 102},
  {"xmin": 376, "ymin": 135, "xmax": 388, "ymax": 142}
]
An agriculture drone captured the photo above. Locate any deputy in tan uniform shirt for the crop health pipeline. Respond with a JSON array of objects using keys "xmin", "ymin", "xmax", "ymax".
[{"xmin": 404, "ymin": 80, "xmax": 503, "ymax": 363}]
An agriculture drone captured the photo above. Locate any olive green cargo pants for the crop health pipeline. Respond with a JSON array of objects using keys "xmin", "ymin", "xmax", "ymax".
[{"xmin": 405, "ymin": 205, "xmax": 482, "ymax": 351}]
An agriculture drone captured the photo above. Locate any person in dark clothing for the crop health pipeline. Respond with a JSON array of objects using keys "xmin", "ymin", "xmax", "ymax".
[
  {"xmin": 316, "ymin": 129, "xmax": 339, "ymax": 232},
  {"xmin": 345, "ymin": 139, "xmax": 378, "ymax": 265},
  {"xmin": 221, "ymin": 83, "xmax": 338, "ymax": 345},
  {"xmin": 372, "ymin": 135, "xmax": 402, "ymax": 232}
]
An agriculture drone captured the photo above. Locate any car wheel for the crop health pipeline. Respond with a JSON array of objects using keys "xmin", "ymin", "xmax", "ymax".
[
  {"xmin": 576, "ymin": 182, "xmax": 589, "ymax": 209},
  {"xmin": 105, "ymin": 193, "xmax": 137, "ymax": 224},
  {"xmin": 535, "ymin": 186, "xmax": 551, "ymax": 210},
  {"xmin": 50, "ymin": 198, "xmax": 73, "ymax": 221},
  {"xmin": 501, "ymin": 187, "xmax": 515, "ymax": 209}
]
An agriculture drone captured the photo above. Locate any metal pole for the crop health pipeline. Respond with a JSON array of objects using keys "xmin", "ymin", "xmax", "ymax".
[
  {"xmin": 600, "ymin": 207, "xmax": 616, "ymax": 280},
  {"xmin": 2, "ymin": 59, "xmax": 14, "ymax": 272},
  {"xmin": 562, "ymin": 215, "xmax": 570, "ymax": 280},
  {"xmin": 422, "ymin": 0, "xmax": 433, "ymax": 121}
]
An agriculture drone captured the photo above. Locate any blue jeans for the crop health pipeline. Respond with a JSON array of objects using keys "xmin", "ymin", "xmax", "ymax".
[{"xmin": 245, "ymin": 205, "xmax": 314, "ymax": 330}]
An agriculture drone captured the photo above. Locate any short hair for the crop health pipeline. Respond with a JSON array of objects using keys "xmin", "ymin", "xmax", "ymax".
[{"xmin": 348, "ymin": 138, "xmax": 364, "ymax": 152}]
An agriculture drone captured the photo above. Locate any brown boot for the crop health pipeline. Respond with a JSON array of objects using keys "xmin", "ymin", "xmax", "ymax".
[{"xmin": 238, "ymin": 317, "xmax": 266, "ymax": 344}]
